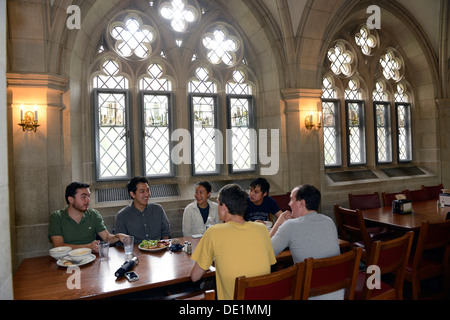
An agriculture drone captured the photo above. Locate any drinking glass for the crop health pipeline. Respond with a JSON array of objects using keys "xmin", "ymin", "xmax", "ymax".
[
  {"xmin": 123, "ymin": 236, "xmax": 134, "ymax": 256},
  {"xmin": 98, "ymin": 241, "xmax": 110, "ymax": 261}
]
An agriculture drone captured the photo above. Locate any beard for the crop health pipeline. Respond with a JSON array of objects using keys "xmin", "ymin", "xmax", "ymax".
[{"xmin": 72, "ymin": 202, "xmax": 89, "ymax": 212}]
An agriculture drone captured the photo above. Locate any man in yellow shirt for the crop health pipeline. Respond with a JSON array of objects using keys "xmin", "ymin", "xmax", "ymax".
[{"xmin": 190, "ymin": 184, "xmax": 277, "ymax": 300}]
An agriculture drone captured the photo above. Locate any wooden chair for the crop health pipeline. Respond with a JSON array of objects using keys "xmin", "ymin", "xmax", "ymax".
[
  {"xmin": 163, "ymin": 288, "xmax": 216, "ymax": 300},
  {"xmin": 421, "ymin": 184, "xmax": 444, "ymax": 199},
  {"xmin": 234, "ymin": 262, "xmax": 305, "ymax": 300},
  {"xmin": 302, "ymin": 247, "xmax": 362, "ymax": 300},
  {"xmin": 271, "ymin": 192, "xmax": 291, "ymax": 212},
  {"xmin": 334, "ymin": 205, "xmax": 391, "ymax": 260},
  {"xmin": 355, "ymin": 232, "xmax": 414, "ymax": 300},
  {"xmin": 348, "ymin": 192, "xmax": 381, "ymax": 210},
  {"xmin": 402, "ymin": 189, "xmax": 429, "ymax": 202},
  {"xmin": 381, "ymin": 191, "xmax": 406, "ymax": 207},
  {"xmin": 404, "ymin": 220, "xmax": 450, "ymax": 299},
  {"xmin": 178, "ymin": 289, "xmax": 216, "ymax": 300}
]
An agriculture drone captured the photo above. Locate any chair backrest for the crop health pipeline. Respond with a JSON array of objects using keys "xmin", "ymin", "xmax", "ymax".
[
  {"xmin": 302, "ymin": 247, "xmax": 363, "ymax": 300},
  {"xmin": 234, "ymin": 262, "xmax": 305, "ymax": 300},
  {"xmin": 360, "ymin": 232, "xmax": 414, "ymax": 299},
  {"xmin": 409, "ymin": 220, "xmax": 450, "ymax": 272},
  {"xmin": 334, "ymin": 205, "xmax": 372, "ymax": 250},
  {"xmin": 348, "ymin": 192, "xmax": 381, "ymax": 210},
  {"xmin": 381, "ymin": 192, "xmax": 405, "ymax": 207},
  {"xmin": 402, "ymin": 189, "xmax": 429, "ymax": 202},
  {"xmin": 179, "ymin": 289, "xmax": 216, "ymax": 300},
  {"xmin": 421, "ymin": 184, "xmax": 444, "ymax": 200},
  {"xmin": 271, "ymin": 193, "xmax": 291, "ymax": 212}
]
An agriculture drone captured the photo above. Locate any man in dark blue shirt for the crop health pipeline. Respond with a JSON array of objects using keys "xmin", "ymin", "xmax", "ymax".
[{"xmin": 244, "ymin": 178, "xmax": 282, "ymax": 222}]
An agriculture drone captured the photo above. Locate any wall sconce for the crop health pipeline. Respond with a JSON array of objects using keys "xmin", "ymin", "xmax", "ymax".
[
  {"xmin": 305, "ymin": 111, "xmax": 322, "ymax": 131},
  {"xmin": 18, "ymin": 104, "xmax": 40, "ymax": 132}
]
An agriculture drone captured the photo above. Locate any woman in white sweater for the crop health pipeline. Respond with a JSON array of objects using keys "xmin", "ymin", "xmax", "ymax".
[{"xmin": 182, "ymin": 181, "xmax": 220, "ymax": 236}]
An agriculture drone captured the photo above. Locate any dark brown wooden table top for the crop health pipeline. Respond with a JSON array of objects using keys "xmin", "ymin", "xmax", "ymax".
[
  {"xmin": 13, "ymin": 237, "xmax": 212, "ymax": 300},
  {"xmin": 13, "ymin": 234, "xmax": 349, "ymax": 300},
  {"xmin": 361, "ymin": 200, "xmax": 450, "ymax": 231}
]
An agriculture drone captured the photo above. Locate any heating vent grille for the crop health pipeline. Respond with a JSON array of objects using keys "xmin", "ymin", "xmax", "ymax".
[{"xmin": 96, "ymin": 184, "xmax": 180, "ymax": 203}]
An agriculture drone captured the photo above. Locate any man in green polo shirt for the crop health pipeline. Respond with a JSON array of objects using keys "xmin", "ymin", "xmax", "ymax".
[{"xmin": 49, "ymin": 182, "xmax": 128, "ymax": 251}]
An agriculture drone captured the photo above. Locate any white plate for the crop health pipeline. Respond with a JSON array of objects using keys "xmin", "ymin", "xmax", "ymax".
[
  {"xmin": 138, "ymin": 241, "xmax": 170, "ymax": 252},
  {"xmin": 57, "ymin": 254, "xmax": 96, "ymax": 267}
]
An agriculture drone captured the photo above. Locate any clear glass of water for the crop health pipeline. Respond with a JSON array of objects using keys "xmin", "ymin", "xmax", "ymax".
[{"xmin": 123, "ymin": 236, "xmax": 134, "ymax": 256}]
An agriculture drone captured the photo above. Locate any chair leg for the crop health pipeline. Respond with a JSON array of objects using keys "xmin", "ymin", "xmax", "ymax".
[{"xmin": 411, "ymin": 277, "xmax": 421, "ymax": 300}]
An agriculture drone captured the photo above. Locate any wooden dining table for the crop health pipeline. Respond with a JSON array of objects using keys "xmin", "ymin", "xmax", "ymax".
[
  {"xmin": 13, "ymin": 234, "xmax": 350, "ymax": 300},
  {"xmin": 361, "ymin": 200, "xmax": 450, "ymax": 231},
  {"xmin": 13, "ymin": 237, "xmax": 211, "ymax": 300}
]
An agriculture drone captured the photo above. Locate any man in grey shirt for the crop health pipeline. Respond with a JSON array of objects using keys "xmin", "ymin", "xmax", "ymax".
[
  {"xmin": 270, "ymin": 184, "xmax": 342, "ymax": 299},
  {"xmin": 115, "ymin": 176, "xmax": 170, "ymax": 242}
]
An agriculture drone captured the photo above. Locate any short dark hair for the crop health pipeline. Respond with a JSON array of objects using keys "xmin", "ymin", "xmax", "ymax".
[
  {"xmin": 250, "ymin": 177, "xmax": 270, "ymax": 195},
  {"xmin": 127, "ymin": 176, "xmax": 149, "ymax": 196},
  {"xmin": 65, "ymin": 182, "xmax": 90, "ymax": 204},
  {"xmin": 195, "ymin": 181, "xmax": 212, "ymax": 193},
  {"xmin": 218, "ymin": 184, "xmax": 248, "ymax": 216},
  {"xmin": 295, "ymin": 184, "xmax": 321, "ymax": 211}
]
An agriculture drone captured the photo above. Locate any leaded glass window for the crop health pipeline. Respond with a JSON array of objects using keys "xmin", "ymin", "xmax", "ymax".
[
  {"xmin": 140, "ymin": 63, "xmax": 173, "ymax": 177},
  {"xmin": 374, "ymin": 103, "xmax": 392, "ymax": 163},
  {"xmin": 355, "ymin": 25, "xmax": 377, "ymax": 55},
  {"xmin": 395, "ymin": 84, "xmax": 412, "ymax": 162},
  {"xmin": 202, "ymin": 25, "xmax": 240, "ymax": 66},
  {"xmin": 93, "ymin": 60, "xmax": 130, "ymax": 180},
  {"xmin": 110, "ymin": 16, "xmax": 155, "ymax": 59},
  {"xmin": 92, "ymin": 2, "xmax": 258, "ymax": 181},
  {"xmin": 160, "ymin": 0, "xmax": 199, "ymax": 32},
  {"xmin": 373, "ymin": 81, "xmax": 392, "ymax": 163},
  {"xmin": 380, "ymin": 49, "xmax": 403, "ymax": 82},
  {"xmin": 327, "ymin": 42, "xmax": 354, "ymax": 77},
  {"xmin": 94, "ymin": 91, "xmax": 130, "ymax": 180},
  {"xmin": 226, "ymin": 70, "xmax": 255, "ymax": 172},
  {"xmin": 346, "ymin": 101, "xmax": 366, "ymax": 165},
  {"xmin": 189, "ymin": 67, "xmax": 219, "ymax": 175},
  {"xmin": 322, "ymin": 76, "xmax": 341, "ymax": 166},
  {"xmin": 345, "ymin": 79, "xmax": 365, "ymax": 165},
  {"xmin": 322, "ymin": 24, "xmax": 413, "ymax": 170}
]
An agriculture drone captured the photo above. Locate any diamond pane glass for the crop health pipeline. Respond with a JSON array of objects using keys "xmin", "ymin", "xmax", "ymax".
[
  {"xmin": 397, "ymin": 104, "xmax": 412, "ymax": 161},
  {"xmin": 97, "ymin": 93, "xmax": 128, "ymax": 179},
  {"xmin": 345, "ymin": 79, "xmax": 362, "ymax": 100},
  {"xmin": 144, "ymin": 94, "xmax": 171, "ymax": 176},
  {"xmin": 192, "ymin": 96, "xmax": 217, "ymax": 173},
  {"xmin": 140, "ymin": 63, "xmax": 172, "ymax": 91},
  {"xmin": 226, "ymin": 70, "xmax": 252, "ymax": 95},
  {"xmin": 189, "ymin": 68, "xmax": 217, "ymax": 93},
  {"xmin": 160, "ymin": 0, "xmax": 198, "ymax": 32},
  {"xmin": 203, "ymin": 27, "xmax": 239, "ymax": 66},
  {"xmin": 394, "ymin": 83, "xmax": 409, "ymax": 103},
  {"xmin": 230, "ymin": 98, "xmax": 254, "ymax": 171},
  {"xmin": 347, "ymin": 102, "xmax": 365, "ymax": 165},
  {"xmin": 322, "ymin": 101, "xmax": 340, "ymax": 166},
  {"xmin": 380, "ymin": 51, "xmax": 402, "ymax": 81},
  {"xmin": 111, "ymin": 18, "xmax": 154, "ymax": 59},
  {"xmin": 375, "ymin": 103, "xmax": 392, "ymax": 163},
  {"xmin": 327, "ymin": 42, "xmax": 354, "ymax": 76},
  {"xmin": 94, "ymin": 60, "xmax": 128, "ymax": 89},
  {"xmin": 355, "ymin": 25, "xmax": 377, "ymax": 55},
  {"xmin": 322, "ymin": 76, "xmax": 337, "ymax": 99}
]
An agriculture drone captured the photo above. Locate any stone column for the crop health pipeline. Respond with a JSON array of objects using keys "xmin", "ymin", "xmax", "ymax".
[
  {"xmin": 281, "ymin": 88, "xmax": 323, "ymax": 190},
  {"xmin": 7, "ymin": 73, "xmax": 68, "ymax": 267}
]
